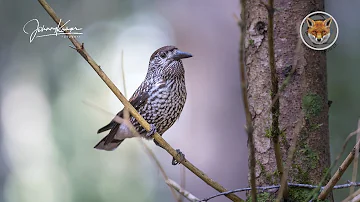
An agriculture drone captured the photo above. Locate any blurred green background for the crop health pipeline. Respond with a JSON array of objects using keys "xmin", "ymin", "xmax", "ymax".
[
  {"xmin": 326, "ymin": 0, "xmax": 360, "ymax": 201},
  {"xmin": 0, "ymin": 0, "xmax": 359, "ymax": 202}
]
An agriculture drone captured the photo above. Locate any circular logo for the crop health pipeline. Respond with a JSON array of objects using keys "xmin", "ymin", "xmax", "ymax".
[{"xmin": 299, "ymin": 11, "xmax": 339, "ymax": 51}]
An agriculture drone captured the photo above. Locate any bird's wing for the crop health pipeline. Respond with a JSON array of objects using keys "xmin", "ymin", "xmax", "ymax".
[
  {"xmin": 97, "ymin": 83, "xmax": 149, "ymax": 134},
  {"xmin": 97, "ymin": 84, "xmax": 150, "ymax": 146}
]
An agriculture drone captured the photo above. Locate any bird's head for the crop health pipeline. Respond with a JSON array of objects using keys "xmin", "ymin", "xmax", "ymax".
[{"xmin": 147, "ymin": 46, "xmax": 192, "ymax": 80}]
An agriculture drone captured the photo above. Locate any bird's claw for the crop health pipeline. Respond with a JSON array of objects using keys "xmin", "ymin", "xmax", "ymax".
[
  {"xmin": 145, "ymin": 124, "xmax": 157, "ymax": 138},
  {"xmin": 172, "ymin": 149, "xmax": 185, "ymax": 165}
]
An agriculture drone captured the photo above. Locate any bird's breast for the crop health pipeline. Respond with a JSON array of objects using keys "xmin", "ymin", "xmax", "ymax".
[{"xmin": 141, "ymin": 80, "xmax": 187, "ymax": 134}]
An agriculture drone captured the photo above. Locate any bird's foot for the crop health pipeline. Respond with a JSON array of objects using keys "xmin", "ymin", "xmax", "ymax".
[
  {"xmin": 172, "ymin": 149, "xmax": 185, "ymax": 165},
  {"xmin": 145, "ymin": 124, "xmax": 157, "ymax": 138}
]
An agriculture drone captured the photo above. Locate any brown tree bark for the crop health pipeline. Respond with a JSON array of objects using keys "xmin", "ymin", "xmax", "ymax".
[{"xmin": 245, "ymin": 0, "xmax": 331, "ymax": 201}]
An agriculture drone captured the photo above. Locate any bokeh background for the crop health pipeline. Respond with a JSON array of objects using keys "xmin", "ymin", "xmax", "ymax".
[{"xmin": 0, "ymin": 0, "xmax": 358, "ymax": 202}]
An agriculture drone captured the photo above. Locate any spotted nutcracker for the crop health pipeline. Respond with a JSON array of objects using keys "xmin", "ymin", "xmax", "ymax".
[{"xmin": 95, "ymin": 46, "xmax": 192, "ymax": 165}]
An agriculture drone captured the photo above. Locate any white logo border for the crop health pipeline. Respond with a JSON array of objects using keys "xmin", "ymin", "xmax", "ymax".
[{"xmin": 299, "ymin": 11, "xmax": 339, "ymax": 51}]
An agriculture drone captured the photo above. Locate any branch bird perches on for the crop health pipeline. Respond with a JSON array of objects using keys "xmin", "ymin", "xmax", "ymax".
[{"xmin": 37, "ymin": 0, "xmax": 243, "ymax": 201}]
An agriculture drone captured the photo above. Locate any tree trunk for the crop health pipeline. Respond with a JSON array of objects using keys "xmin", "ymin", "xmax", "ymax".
[{"xmin": 245, "ymin": 0, "xmax": 332, "ymax": 201}]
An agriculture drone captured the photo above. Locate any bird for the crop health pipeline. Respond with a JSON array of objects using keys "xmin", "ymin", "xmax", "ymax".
[{"xmin": 94, "ymin": 45, "xmax": 192, "ymax": 165}]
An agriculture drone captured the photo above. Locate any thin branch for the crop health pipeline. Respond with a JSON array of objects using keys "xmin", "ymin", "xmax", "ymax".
[
  {"xmin": 139, "ymin": 139, "xmax": 180, "ymax": 200},
  {"xmin": 124, "ymin": 62, "xmax": 179, "ymax": 200},
  {"xmin": 86, "ymin": 100, "xmax": 196, "ymax": 202},
  {"xmin": 37, "ymin": 1, "xmax": 243, "ymax": 201},
  {"xmin": 166, "ymin": 179, "xmax": 200, "ymax": 202},
  {"xmin": 351, "ymin": 193, "xmax": 360, "ymax": 202},
  {"xmin": 85, "ymin": 100, "xmax": 194, "ymax": 202},
  {"xmin": 270, "ymin": 58, "xmax": 297, "ymax": 109},
  {"xmin": 263, "ymin": 0, "xmax": 288, "ymax": 199},
  {"xmin": 201, "ymin": 181, "xmax": 360, "ymax": 201},
  {"xmin": 180, "ymin": 165, "xmax": 186, "ymax": 202},
  {"xmin": 276, "ymin": 115, "xmax": 303, "ymax": 202},
  {"xmin": 339, "ymin": 128, "xmax": 360, "ymax": 162},
  {"xmin": 240, "ymin": 2, "xmax": 297, "ymax": 201},
  {"xmin": 273, "ymin": 29, "xmax": 304, "ymax": 201},
  {"xmin": 305, "ymin": 127, "xmax": 360, "ymax": 201},
  {"xmin": 343, "ymin": 187, "xmax": 360, "ymax": 202},
  {"xmin": 120, "ymin": 50, "xmax": 128, "ymax": 98},
  {"xmin": 239, "ymin": 0, "xmax": 257, "ymax": 201},
  {"xmin": 261, "ymin": 25, "xmax": 299, "ymax": 127},
  {"xmin": 118, "ymin": 110, "xmax": 196, "ymax": 202},
  {"xmin": 83, "ymin": 100, "xmax": 179, "ymax": 200},
  {"xmin": 120, "ymin": 62, "xmax": 180, "ymax": 201},
  {"xmin": 138, "ymin": 133, "xmax": 180, "ymax": 200},
  {"xmin": 117, "ymin": 113, "xmax": 195, "ymax": 202},
  {"xmin": 351, "ymin": 119, "xmax": 360, "ymax": 195},
  {"xmin": 318, "ymin": 138, "xmax": 360, "ymax": 199}
]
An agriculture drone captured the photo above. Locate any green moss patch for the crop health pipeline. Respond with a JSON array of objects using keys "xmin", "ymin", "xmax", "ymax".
[{"xmin": 302, "ymin": 93, "xmax": 323, "ymax": 118}]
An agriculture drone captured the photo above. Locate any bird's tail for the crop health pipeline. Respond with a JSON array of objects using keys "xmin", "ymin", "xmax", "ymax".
[
  {"xmin": 97, "ymin": 121, "xmax": 116, "ymax": 134},
  {"xmin": 95, "ymin": 122, "xmax": 124, "ymax": 151},
  {"xmin": 94, "ymin": 135, "xmax": 125, "ymax": 151}
]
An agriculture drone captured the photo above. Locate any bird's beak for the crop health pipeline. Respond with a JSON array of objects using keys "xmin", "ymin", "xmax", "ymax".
[{"xmin": 172, "ymin": 49, "xmax": 193, "ymax": 60}]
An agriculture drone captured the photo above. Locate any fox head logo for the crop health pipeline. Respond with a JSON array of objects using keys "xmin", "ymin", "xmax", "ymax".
[{"xmin": 306, "ymin": 17, "xmax": 332, "ymax": 45}]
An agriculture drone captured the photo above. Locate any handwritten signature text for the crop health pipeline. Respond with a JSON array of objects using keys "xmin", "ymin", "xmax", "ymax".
[{"xmin": 23, "ymin": 19, "xmax": 83, "ymax": 43}]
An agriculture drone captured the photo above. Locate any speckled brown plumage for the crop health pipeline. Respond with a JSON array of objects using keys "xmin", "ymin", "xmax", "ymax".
[{"xmin": 94, "ymin": 46, "xmax": 192, "ymax": 151}]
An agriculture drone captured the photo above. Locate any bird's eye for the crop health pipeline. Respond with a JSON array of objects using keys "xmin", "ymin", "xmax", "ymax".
[{"xmin": 159, "ymin": 52, "xmax": 167, "ymax": 59}]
